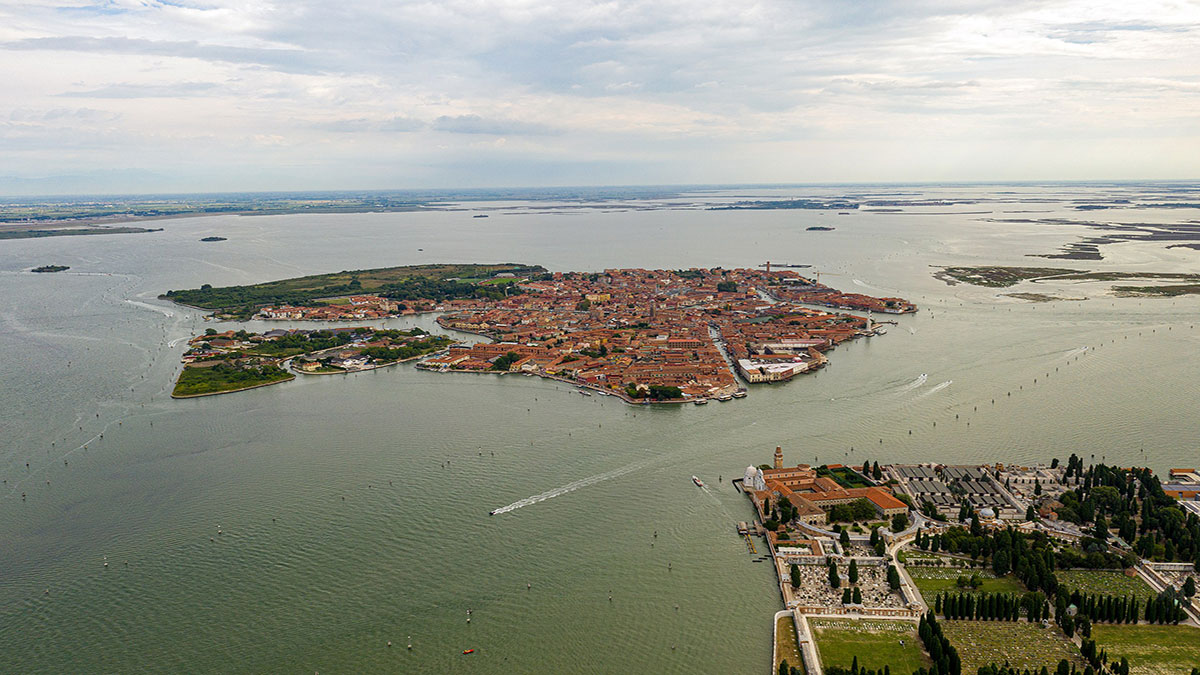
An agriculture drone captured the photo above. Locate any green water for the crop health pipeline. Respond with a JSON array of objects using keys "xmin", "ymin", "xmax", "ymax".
[{"xmin": 2, "ymin": 185, "xmax": 1199, "ymax": 673}]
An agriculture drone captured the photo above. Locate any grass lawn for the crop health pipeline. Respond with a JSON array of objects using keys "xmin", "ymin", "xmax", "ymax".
[
  {"xmin": 907, "ymin": 566, "xmax": 1026, "ymax": 597},
  {"xmin": 1090, "ymin": 624, "xmax": 1200, "ymax": 675},
  {"xmin": 941, "ymin": 620, "xmax": 1084, "ymax": 672},
  {"xmin": 811, "ymin": 619, "xmax": 930, "ymax": 672},
  {"xmin": 1055, "ymin": 570, "xmax": 1158, "ymax": 601},
  {"xmin": 776, "ymin": 615, "xmax": 803, "ymax": 674}
]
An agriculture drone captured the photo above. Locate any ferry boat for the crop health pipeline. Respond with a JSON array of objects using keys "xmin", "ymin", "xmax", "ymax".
[
  {"xmin": 732, "ymin": 390, "xmax": 747, "ymax": 399},
  {"xmin": 692, "ymin": 475, "xmax": 705, "ymax": 487},
  {"xmin": 716, "ymin": 393, "xmax": 733, "ymax": 402},
  {"xmin": 693, "ymin": 398, "xmax": 709, "ymax": 405}
]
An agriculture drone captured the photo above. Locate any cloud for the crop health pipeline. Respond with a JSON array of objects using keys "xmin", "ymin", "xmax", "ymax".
[
  {"xmin": 431, "ymin": 115, "xmax": 556, "ymax": 136},
  {"xmin": 58, "ymin": 82, "xmax": 221, "ymax": 98},
  {"xmin": 0, "ymin": 0, "xmax": 1199, "ymax": 191}
]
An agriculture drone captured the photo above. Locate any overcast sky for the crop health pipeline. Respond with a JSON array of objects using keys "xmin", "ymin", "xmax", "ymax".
[{"xmin": 1, "ymin": 0, "xmax": 1198, "ymax": 193}]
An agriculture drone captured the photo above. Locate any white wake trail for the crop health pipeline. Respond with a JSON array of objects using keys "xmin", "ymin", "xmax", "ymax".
[
  {"xmin": 920, "ymin": 380, "xmax": 953, "ymax": 396},
  {"xmin": 897, "ymin": 373, "xmax": 928, "ymax": 392},
  {"xmin": 490, "ymin": 457, "xmax": 654, "ymax": 515},
  {"xmin": 1064, "ymin": 346, "xmax": 1089, "ymax": 359},
  {"xmin": 124, "ymin": 300, "xmax": 174, "ymax": 318}
]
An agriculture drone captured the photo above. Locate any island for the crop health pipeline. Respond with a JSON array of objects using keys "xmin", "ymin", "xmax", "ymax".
[
  {"xmin": 172, "ymin": 326, "xmax": 453, "ymax": 396},
  {"xmin": 806, "ymin": 226, "xmax": 835, "ymax": 231},
  {"xmin": 31, "ymin": 265, "xmax": 70, "ymax": 273},
  {"xmin": 163, "ymin": 263, "xmax": 917, "ymax": 404},
  {"xmin": 0, "ymin": 226, "xmax": 162, "ymax": 241},
  {"xmin": 934, "ymin": 266, "xmax": 1200, "ymax": 298},
  {"xmin": 200, "ymin": 236, "xmax": 227, "ymax": 242},
  {"xmin": 737, "ymin": 448, "xmax": 1200, "ymax": 675}
]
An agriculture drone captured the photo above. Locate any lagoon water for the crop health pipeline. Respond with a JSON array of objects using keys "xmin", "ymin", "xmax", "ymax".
[{"xmin": 2, "ymin": 185, "xmax": 1199, "ymax": 673}]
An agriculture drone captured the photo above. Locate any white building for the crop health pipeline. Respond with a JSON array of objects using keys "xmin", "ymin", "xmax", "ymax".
[{"xmin": 744, "ymin": 465, "xmax": 766, "ymax": 492}]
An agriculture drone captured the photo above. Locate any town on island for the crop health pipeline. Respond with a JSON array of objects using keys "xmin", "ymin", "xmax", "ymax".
[
  {"xmin": 162, "ymin": 263, "xmax": 915, "ymax": 399},
  {"xmin": 733, "ymin": 447, "xmax": 1200, "ymax": 675}
]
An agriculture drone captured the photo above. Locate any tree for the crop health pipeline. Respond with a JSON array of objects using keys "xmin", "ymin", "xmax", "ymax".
[
  {"xmin": 1035, "ymin": 480, "xmax": 1042, "ymax": 496},
  {"xmin": 1093, "ymin": 516, "xmax": 1109, "ymax": 541},
  {"xmin": 852, "ymin": 587, "xmax": 862, "ymax": 604},
  {"xmin": 849, "ymin": 559, "xmax": 859, "ymax": 584},
  {"xmin": 887, "ymin": 564, "xmax": 901, "ymax": 590},
  {"xmin": 829, "ymin": 561, "xmax": 841, "ymax": 588},
  {"xmin": 842, "ymin": 587, "xmax": 852, "ymax": 604},
  {"xmin": 891, "ymin": 512, "xmax": 909, "ymax": 533},
  {"xmin": 1184, "ymin": 575, "xmax": 1195, "ymax": 598},
  {"xmin": 863, "ymin": 460, "xmax": 871, "ymax": 475},
  {"xmin": 791, "ymin": 564, "xmax": 802, "ymax": 589},
  {"xmin": 1026, "ymin": 505, "xmax": 1037, "ymax": 522},
  {"xmin": 869, "ymin": 528, "xmax": 880, "ymax": 547},
  {"xmin": 779, "ymin": 659, "xmax": 790, "ymax": 675},
  {"xmin": 716, "ymin": 280, "xmax": 738, "ymax": 293},
  {"xmin": 840, "ymin": 529, "xmax": 851, "ymax": 547},
  {"xmin": 873, "ymin": 461, "xmax": 882, "ymax": 480}
]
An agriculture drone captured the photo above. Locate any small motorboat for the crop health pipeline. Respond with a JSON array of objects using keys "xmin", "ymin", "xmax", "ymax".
[
  {"xmin": 693, "ymin": 398, "xmax": 708, "ymax": 405},
  {"xmin": 463, "ymin": 648, "xmax": 475, "ymax": 654},
  {"xmin": 488, "ymin": 510, "xmax": 497, "ymax": 516},
  {"xmin": 692, "ymin": 475, "xmax": 705, "ymax": 488}
]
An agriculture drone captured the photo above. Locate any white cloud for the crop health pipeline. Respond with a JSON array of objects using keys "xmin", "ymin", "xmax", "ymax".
[{"xmin": 0, "ymin": 0, "xmax": 1198, "ymax": 192}]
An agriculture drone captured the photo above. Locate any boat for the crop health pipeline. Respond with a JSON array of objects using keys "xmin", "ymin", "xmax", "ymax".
[
  {"xmin": 717, "ymin": 394, "xmax": 732, "ymax": 402},
  {"xmin": 488, "ymin": 510, "xmax": 496, "ymax": 516},
  {"xmin": 692, "ymin": 475, "xmax": 705, "ymax": 487},
  {"xmin": 732, "ymin": 390, "xmax": 747, "ymax": 399},
  {"xmin": 463, "ymin": 649, "xmax": 475, "ymax": 654},
  {"xmin": 875, "ymin": 327, "xmax": 888, "ymax": 335},
  {"xmin": 579, "ymin": 390, "xmax": 592, "ymax": 396},
  {"xmin": 693, "ymin": 398, "xmax": 708, "ymax": 405}
]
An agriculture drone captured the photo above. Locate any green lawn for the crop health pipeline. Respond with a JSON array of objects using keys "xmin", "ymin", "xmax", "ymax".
[
  {"xmin": 941, "ymin": 620, "xmax": 1084, "ymax": 672},
  {"xmin": 172, "ymin": 363, "xmax": 293, "ymax": 397},
  {"xmin": 1055, "ymin": 570, "xmax": 1158, "ymax": 601},
  {"xmin": 1090, "ymin": 624, "xmax": 1200, "ymax": 675},
  {"xmin": 811, "ymin": 619, "xmax": 930, "ymax": 672},
  {"xmin": 907, "ymin": 566, "xmax": 1026, "ymax": 598},
  {"xmin": 776, "ymin": 615, "xmax": 804, "ymax": 674}
]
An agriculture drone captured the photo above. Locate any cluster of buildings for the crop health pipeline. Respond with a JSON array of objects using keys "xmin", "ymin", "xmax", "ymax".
[
  {"xmin": 890, "ymin": 464, "xmax": 1021, "ymax": 520},
  {"xmin": 256, "ymin": 295, "xmax": 414, "ymax": 321},
  {"xmin": 744, "ymin": 446, "xmax": 909, "ymax": 526},
  {"xmin": 423, "ymin": 267, "xmax": 913, "ymax": 401}
]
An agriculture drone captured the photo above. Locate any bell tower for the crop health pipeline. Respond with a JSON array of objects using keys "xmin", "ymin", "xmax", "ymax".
[{"xmin": 773, "ymin": 446, "xmax": 783, "ymax": 470}]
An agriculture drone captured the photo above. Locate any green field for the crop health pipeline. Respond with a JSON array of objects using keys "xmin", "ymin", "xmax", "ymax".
[
  {"xmin": 810, "ymin": 619, "xmax": 931, "ymax": 672},
  {"xmin": 941, "ymin": 620, "xmax": 1084, "ymax": 672},
  {"xmin": 1090, "ymin": 624, "xmax": 1200, "ymax": 675},
  {"xmin": 907, "ymin": 566, "xmax": 1026, "ymax": 597},
  {"xmin": 1055, "ymin": 570, "xmax": 1158, "ymax": 601},
  {"xmin": 160, "ymin": 263, "xmax": 545, "ymax": 316},
  {"xmin": 776, "ymin": 615, "xmax": 803, "ymax": 674},
  {"xmin": 172, "ymin": 363, "xmax": 293, "ymax": 397}
]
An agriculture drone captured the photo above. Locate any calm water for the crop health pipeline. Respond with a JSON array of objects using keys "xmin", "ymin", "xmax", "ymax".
[{"xmin": 2, "ymin": 185, "xmax": 1199, "ymax": 673}]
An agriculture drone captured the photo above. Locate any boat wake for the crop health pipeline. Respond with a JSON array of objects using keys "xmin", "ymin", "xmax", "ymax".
[
  {"xmin": 897, "ymin": 373, "xmax": 928, "ymax": 392},
  {"xmin": 1064, "ymin": 346, "xmax": 1089, "ymax": 359},
  {"xmin": 124, "ymin": 300, "xmax": 174, "ymax": 318},
  {"xmin": 490, "ymin": 457, "xmax": 654, "ymax": 515},
  {"xmin": 920, "ymin": 380, "xmax": 953, "ymax": 396}
]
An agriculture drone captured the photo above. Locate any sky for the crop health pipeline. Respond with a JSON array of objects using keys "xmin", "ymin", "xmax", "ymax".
[{"xmin": 1, "ymin": 0, "xmax": 1199, "ymax": 194}]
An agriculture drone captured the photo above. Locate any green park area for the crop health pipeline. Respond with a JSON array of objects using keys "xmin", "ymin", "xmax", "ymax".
[
  {"xmin": 907, "ymin": 566, "xmax": 1026, "ymax": 597},
  {"xmin": 775, "ymin": 615, "xmax": 803, "ymax": 675},
  {"xmin": 1054, "ymin": 570, "xmax": 1158, "ymax": 601},
  {"xmin": 810, "ymin": 619, "xmax": 930, "ymax": 673},
  {"xmin": 940, "ymin": 620, "xmax": 1083, "ymax": 672},
  {"xmin": 161, "ymin": 263, "xmax": 544, "ymax": 317},
  {"xmin": 172, "ymin": 363, "xmax": 293, "ymax": 397},
  {"xmin": 1089, "ymin": 624, "xmax": 1200, "ymax": 675}
]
